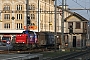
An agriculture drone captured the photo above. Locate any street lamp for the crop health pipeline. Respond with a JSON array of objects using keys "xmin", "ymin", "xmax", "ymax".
[
  {"xmin": 11, "ymin": 16, "xmax": 15, "ymax": 29},
  {"xmin": 11, "ymin": 16, "xmax": 15, "ymax": 20}
]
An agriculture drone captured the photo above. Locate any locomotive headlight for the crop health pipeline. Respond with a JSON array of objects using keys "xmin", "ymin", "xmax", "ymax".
[
  {"xmin": 16, "ymin": 42, "xmax": 18, "ymax": 43},
  {"xmin": 23, "ymin": 42, "xmax": 24, "ymax": 43}
]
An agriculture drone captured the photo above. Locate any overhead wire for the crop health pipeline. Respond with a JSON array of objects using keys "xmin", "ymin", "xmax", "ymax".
[
  {"xmin": 71, "ymin": 0, "xmax": 85, "ymax": 8},
  {"xmin": 57, "ymin": 0, "xmax": 62, "ymax": 5},
  {"xmin": 88, "ymin": 0, "xmax": 90, "ymax": 20},
  {"xmin": 58, "ymin": 0, "xmax": 90, "ymax": 20},
  {"xmin": 71, "ymin": 0, "xmax": 90, "ymax": 20}
]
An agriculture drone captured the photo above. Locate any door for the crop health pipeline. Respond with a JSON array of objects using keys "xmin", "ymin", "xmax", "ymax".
[{"xmin": 73, "ymin": 36, "xmax": 76, "ymax": 47}]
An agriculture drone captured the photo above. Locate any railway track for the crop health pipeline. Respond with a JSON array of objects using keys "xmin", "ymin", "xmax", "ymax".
[
  {"xmin": 43, "ymin": 48, "xmax": 90, "ymax": 60},
  {"xmin": 73, "ymin": 52, "xmax": 90, "ymax": 60},
  {"xmin": 0, "ymin": 48, "xmax": 51, "ymax": 54},
  {"xmin": 62, "ymin": 50, "xmax": 90, "ymax": 60},
  {"xmin": 1, "ymin": 48, "xmax": 90, "ymax": 60}
]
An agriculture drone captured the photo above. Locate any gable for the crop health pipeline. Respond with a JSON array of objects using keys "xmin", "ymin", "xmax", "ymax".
[
  {"xmin": 66, "ymin": 16, "xmax": 81, "ymax": 22},
  {"xmin": 65, "ymin": 12, "xmax": 88, "ymax": 22}
]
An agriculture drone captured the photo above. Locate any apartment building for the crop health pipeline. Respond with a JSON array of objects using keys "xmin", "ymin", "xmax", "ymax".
[{"xmin": 0, "ymin": 0, "xmax": 55, "ymax": 33}]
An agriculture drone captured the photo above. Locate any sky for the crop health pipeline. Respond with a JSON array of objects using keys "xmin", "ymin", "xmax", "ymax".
[{"xmin": 57, "ymin": 0, "xmax": 90, "ymax": 20}]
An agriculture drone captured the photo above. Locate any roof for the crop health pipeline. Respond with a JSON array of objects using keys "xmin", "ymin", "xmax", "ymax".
[
  {"xmin": 0, "ymin": 30, "xmax": 25, "ymax": 33},
  {"xmin": 65, "ymin": 12, "xmax": 88, "ymax": 21},
  {"xmin": 57, "ymin": 6, "xmax": 88, "ymax": 22},
  {"xmin": 0, "ymin": 29, "xmax": 39, "ymax": 34}
]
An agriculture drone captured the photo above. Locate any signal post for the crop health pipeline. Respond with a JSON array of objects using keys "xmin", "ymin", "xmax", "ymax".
[
  {"xmin": 26, "ymin": 0, "xmax": 30, "ymax": 46},
  {"xmin": 26, "ymin": 0, "xmax": 30, "ymax": 30}
]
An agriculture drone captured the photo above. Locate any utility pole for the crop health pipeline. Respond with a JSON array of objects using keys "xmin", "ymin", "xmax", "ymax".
[
  {"xmin": 38, "ymin": 0, "xmax": 39, "ymax": 32},
  {"xmin": 61, "ymin": 0, "xmax": 65, "ymax": 50},
  {"xmin": 26, "ymin": 0, "xmax": 30, "ymax": 46},
  {"xmin": 54, "ymin": 0, "xmax": 57, "ymax": 52},
  {"xmin": 49, "ymin": 0, "xmax": 50, "ymax": 32},
  {"xmin": 26, "ymin": 0, "xmax": 30, "ymax": 31}
]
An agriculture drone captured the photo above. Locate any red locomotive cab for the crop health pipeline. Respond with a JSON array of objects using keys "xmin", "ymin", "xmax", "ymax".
[
  {"xmin": 13, "ymin": 31, "xmax": 38, "ymax": 50},
  {"xmin": 15, "ymin": 34, "xmax": 28, "ymax": 44}
]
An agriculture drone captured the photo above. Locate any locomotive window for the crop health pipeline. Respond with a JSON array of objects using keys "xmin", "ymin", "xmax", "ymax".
[{"xmin": 2, "ymin": 37, "xmax": 10, "ymax": 41}]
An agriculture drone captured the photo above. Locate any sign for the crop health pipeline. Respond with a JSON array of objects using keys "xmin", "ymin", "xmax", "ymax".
[
  {"xmin": 7, "ymin": 41, "xmax": 10, "ymax": 44},
  {"xmin": 29, "ymin": 26, "xmax": 37, "ymax": 30},
  {"xmin": 24, "ymin": 26, "xmax": 37, "ymax": 30}
]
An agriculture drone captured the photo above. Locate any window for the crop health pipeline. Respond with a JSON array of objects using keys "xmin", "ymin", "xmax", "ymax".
[
  {"xmin": 3, "ymin": 5, "xmax": 10, "ymax": 10},
  {"xmin": 32, "ymin": 5, "xmax": 35, "ymax": 10},
  {"xmin": 83, "ymin": 22, "xmax": 87, "ymax": 29},
  {"xmin": 30, "ymin": 14, "xmax": 35, "ymax": 19},
  {"xmin": 40, "ymin": 23, "xmax": 43, "ymax": 29},
  {"xmin": 44, "ymin": 24, "xmax": 48, "ymax": 29},
  {"xmin": 51, "ymin": 25, "xmax": 53, "ymax": 30},
  {"xmin": 31, "ymin": 23, "xmax": 35, "ymax": 26},
  {"xmin": 29, "ymin": 4, "xmax": 35, "ymax": 10},
  {"xmin": 4, "ymin": 14, "xmax": 10, "ymax": 20},
  {"xmin": 75, "ymin": 22, "xmax": 81, "ymax": 29},
  {"xmin": 16, "ymin": 5, "xmax": 22, "ymax": 10},
  {"xmin": 16, "ymin": 14, "xmax": 22, "ymax": 20},
  {"xmin": 68, "ymin": 22, "xmax": 73, "ymax": 28},
  {"xmin": 4, "ymin": 23, "xmax": 10, "ymax": 29},
  {"xmin": 29, "ymin": 5, "xmax": 31, "ymax": 10},
  {"xmin": 16, "ymin": 23, "xmax": 22, "ymax": 29}
]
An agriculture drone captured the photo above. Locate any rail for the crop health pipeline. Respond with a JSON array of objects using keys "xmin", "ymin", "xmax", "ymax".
[{"xmin": 43, "ymin": 48, "xmax": 90, "ymax": 60}]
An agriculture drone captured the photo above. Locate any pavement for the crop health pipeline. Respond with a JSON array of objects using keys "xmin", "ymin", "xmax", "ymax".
[
  {"xmin": 0, "ymin": 46, "xmax": 12, "ymax": 51},
  {"xmin": 0, "ymin": 42, "xmax": 13, "ymax": 51},
  {"xmin": 0, "ymin": 54, "xmax": 43, "ymax": 60}
]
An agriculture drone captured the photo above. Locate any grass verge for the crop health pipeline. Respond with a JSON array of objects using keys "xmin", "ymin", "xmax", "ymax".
[{"xmin": 40, "ymin": 50, "xmax": 72, "ymax": 58}]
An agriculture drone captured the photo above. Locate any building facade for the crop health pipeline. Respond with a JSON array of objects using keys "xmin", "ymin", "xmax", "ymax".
[
  {"xmin": 56, "ymin": 6, "xmax": 88, "ymax": 48},
  {"xmin": 0, "ymin": 0, "xmax": 55, "ymax": 32},
  {"xmin": 65, "ymin": 12, "xmax": 88, "ymax": 48}
]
